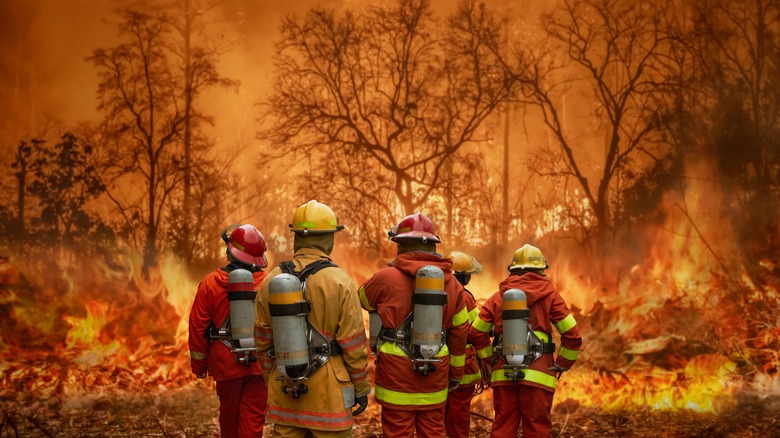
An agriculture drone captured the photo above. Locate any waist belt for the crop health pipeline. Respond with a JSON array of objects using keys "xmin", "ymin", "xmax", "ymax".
[
  {"xmin": 312, "ymin": 340, "xmax": 342, "ymax": 356},
  {"xmin": 538, "ymin": 342, "xmax": 556, "ymax": 354},
  {"xmin": 379, "ymin": 327, "xmax": 406, "ymax": 343}
]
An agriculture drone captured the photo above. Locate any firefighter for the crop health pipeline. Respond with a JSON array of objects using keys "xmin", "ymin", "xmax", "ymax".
[
  {"xmin": 359, "ymin": 213, "xmax": 470, "ymax": 438},
  {"xmin": 188, "ymin": 224, "xmax": 269, "ymax": 438},
  {"xmin": 254, "ymin": 200, "xmax": 371, "ymax": 437},
  {"xmin": 470, "ymin": 244, "xmax": 582, "ymax": 438},
  {"xmin": 444, "ymin": 251, "xmax": 484, "ymax": 438}
]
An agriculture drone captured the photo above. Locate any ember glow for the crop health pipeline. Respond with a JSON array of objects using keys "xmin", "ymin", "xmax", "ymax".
[{"xmin": 1, "ymin": 0, "xmax": 780, "ymax": 435}]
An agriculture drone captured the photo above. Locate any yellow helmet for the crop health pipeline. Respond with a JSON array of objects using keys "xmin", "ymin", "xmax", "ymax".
[
  {"xmin": 289, "ymin": 200, "xmax": 345, "ymax": 234},
  {"xmin": 507, "ymin": 244, "xmax": 548, "ymax": 271},
  {"xmin": 447, "ymin": 251, "xmax": 483, "ymax": 275}
]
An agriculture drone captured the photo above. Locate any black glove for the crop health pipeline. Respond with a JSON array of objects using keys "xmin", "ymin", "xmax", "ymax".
[
  {"xmin": 196, "ymin": 373, "xmax": 206, "ymax": 379},
  {"xmin": 352, "ymin": 395, "xmax": 368, "ymax": 416},
  {"xmin": 479, "ymin": 358, "xmax": 493, "ymax": 380},
  {"xmin": 448, "ymin": 378, "xmax": 460, "ymax": 392}
]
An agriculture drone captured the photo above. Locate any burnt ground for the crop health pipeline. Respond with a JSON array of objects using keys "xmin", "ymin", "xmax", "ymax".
[{"xmin": 1, "ymin": 387, "xmax": 778, "ymax": 437}]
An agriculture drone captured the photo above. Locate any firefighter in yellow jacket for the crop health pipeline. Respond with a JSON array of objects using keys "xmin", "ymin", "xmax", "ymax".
[{"xmin": 255, "ymin": 200, "xmax": 371, "ymax": 437}]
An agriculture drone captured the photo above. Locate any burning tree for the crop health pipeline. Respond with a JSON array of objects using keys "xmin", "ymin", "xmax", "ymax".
[
  {"xmin": 258, "ymin": 0, "xmax": 516, "ymax": 246},
  {"xmin": 508, "ymin": 0, "xmax": 678, "ymax": 257}
]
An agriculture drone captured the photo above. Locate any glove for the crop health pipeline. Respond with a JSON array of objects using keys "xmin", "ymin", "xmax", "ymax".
[
  {"xmin": 196, "ymin": 373, "xmax": 206, "ymax": 379},
  {"xmin": 479, "ymin": 358, "xmax": 493, "ymax": 381},
  {"xmin": 548, "ymin": 363, "xmax": 568, "ymax": 378},
  {"xmin": 448, "ymin": 378, "xmax": 460, "ymax": 392},
  {"xmin": 352, "ymin": 395, "xmax": 368, "ymax": 416}
]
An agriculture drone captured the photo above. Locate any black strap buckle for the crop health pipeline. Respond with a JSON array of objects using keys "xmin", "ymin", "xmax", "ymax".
[{"xmin": 313, "ymin": 340, "xmax": 342, "ymax": 355}]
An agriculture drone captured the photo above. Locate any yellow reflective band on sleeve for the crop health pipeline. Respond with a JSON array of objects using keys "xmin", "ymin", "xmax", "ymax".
[
  {"xmin": 468, "ymin": 307, "xmax": 479, "ymax": 324},
  {"xmin": 460, "ymin": 371, "xmax": 481, "ymax": 385},
  {"xmin": 450, "ymin": 353, "xmax": 465, "ymax": 367},
  {"xmin": 358, "ymin": 286, "xmax": 374, "ymax": 311},
  {"xmin": 452, "ymin": 307, "xmax": 469, "ymax": 326},
  {"xmin": 190, "ymin": 351, "xmax": 206, "ymax": 360},
  {"xmin": 554, "ymin": 314, "xmax": 577, "ymax": 334},
  {"xmin": 491, "ymin": 368, "xmax": 557, "ymax": 389},
  {"xmin": 472, "ymin": 318, "xmax": 493, "ymax": 333},
  {"xmin": 477, "ymin": 346, "xmax": 493, "ymax": 359},
  {"xmin": 375, "ymin": 386, "xmax": 449, "ymax": 406},
  {"xmin": 559, "ymin": 346, "xmax": 579, "ymax": 361}
]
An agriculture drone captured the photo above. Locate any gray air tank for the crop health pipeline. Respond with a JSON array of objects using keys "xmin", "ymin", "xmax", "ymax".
[
  {"xmin": 369, "ymin": 311, "xmax": 381, "ymax": 354},
  {"xmin": 502, "ymin": 288, "xmax": 530, "ymax": 367},
  {"xmin": 412, "ymin": 265, "xmax": 447, "ymax": 359},
  {"xmin": 227, "ymin": 269, "xmax": 257, "ymax": 349},
  {"xmin": 268, "ymin": 273, "xmax": 310, "ymax": 379}
]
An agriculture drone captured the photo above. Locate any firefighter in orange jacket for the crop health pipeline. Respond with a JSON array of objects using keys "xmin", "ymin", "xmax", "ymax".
[
  {"xmin": 188, "ymin": 224, "xmax": 269, "ymax": 438},
  {"xmin": 470, "ymin": 244, "xmax": 582, "ymax": 438},
  {"xmin": 444, "ymin": 251, "xmax": 484, "ymax": 438},
  {"xmin": 254, "ymin": 200, "xmax": 371, "ymax": 437},
  {"xmin": 359, "ymin": 213, "xmax": 470, "ymax": 438}
]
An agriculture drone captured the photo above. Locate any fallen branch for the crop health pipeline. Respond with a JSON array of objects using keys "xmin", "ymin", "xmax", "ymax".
[{"xmin": 470, "ymin": 410, "xmax": 494, "ymax": 422}]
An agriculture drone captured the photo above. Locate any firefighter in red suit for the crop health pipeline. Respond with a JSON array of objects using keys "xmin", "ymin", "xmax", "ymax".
[
  {"xmin": 188, "ymin": 224, "xmax": 269, "ymax": 438},
  {"xmin": 359, "ymin": 213, "xmax": 469, "ymax": 438},
  {"xmin": 470, "ymin": 244, "xmax": 582, "ymax": 438},
  {"xmin": 444, "ymin": 251, "xmax": 484, "ymax": 438}
]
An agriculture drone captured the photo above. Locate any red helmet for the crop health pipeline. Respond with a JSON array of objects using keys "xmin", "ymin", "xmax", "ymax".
[
  {"xmin": 222, "ymin": 224, "xmax": 268, "ymax": 269},
  {"xmin": 390, "ymin": 213, "xmax": 441, "ymax": 243}
]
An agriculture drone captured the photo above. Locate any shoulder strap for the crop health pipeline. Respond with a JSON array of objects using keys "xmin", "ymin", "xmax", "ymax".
[{"xmin": 278, "ymin": 259, "xmax": 338, "ymax": 282}]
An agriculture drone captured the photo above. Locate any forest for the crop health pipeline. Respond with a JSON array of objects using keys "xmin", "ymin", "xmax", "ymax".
[{"xmin": 0, "ymin": 0, "xmax": 778, "ymax": 436}]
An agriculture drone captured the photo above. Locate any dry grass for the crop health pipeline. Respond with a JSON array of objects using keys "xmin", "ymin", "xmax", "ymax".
[{"xmin": 2, "ymin": 387, "xmax": 778, "ymax": 437}]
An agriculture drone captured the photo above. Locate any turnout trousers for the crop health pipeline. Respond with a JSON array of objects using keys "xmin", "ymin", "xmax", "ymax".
[
  {"xmin": 382, "ymin": 406, "xmax": 446, "ymax": 438},
  {"xmin": 444, "ymin": 384, "xmax": 476, "ymax": 438},
  {"xmin": 215, "ymin": 375, "xmax": 268, "ymax": 438},
  {"xmin": 490, "ymin": 385, "xmax": 554, "ymax": 438}
]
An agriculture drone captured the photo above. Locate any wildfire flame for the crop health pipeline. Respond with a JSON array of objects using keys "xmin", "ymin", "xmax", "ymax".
[{"xmin": 1, "ymin": 159, "xmax": 778, "ymax": 423}]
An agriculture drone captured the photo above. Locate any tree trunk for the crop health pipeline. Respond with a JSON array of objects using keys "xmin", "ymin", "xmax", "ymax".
[
  {"xmin": 182, "ymin": 0, "xmax": 193, "ymax": 263},
  {"xmin": 503, "ymin": 106, "xmax": 510, "ymax": 246},
  {"xmin": 14, "ymin": 144, "xmax": 27, "ymax": 235}
]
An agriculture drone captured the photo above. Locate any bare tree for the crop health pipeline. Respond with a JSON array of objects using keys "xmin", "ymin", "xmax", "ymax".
[
  {"xmin": 692, "ymin": 0, "xmax": 780, "ymax": 239},
  {"xmin": 90, "ymin": 8, "xmax": 187, "ymax": 272},
  {"xmin": 165, "ymin": 0, "xmax": 237, "ymax": 262},
  {"xmin": 513, "ymin": 0, "xmax": 675, "ymax": 251},
  {"xmin": 258, "ymin": 0, "xmax": 516, "ymax": 239}
]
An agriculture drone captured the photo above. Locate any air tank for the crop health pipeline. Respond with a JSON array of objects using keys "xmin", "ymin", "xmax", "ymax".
[
  {"xmin": 268, "ymin": 273, "xmax": 309, "ymax": 378},
  {"xmin": 502, "ymin": 288, "xmax": 529, "ymax": 367},
  {"xmin": 412, "ymin": 265, "xmax": 447, "ymax": 359},
  {"xmin": 368, "ymin": 311, "xmax": 381, "ymax": 354},
  {"xmin": 227, "ymin": 269, "xmax": 257, "ymax": 349}
]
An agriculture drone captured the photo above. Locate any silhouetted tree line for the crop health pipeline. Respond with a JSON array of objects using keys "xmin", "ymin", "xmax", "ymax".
[{"xmin": 0, "ymin": 0, "xmax": 778, "ymax": 286}]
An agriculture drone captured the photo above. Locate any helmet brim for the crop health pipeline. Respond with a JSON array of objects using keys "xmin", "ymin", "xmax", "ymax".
[
  {"xmin": 391, "ymin": 231, "xmax": 441, "ymax": 243},
  {"xmin": 228, "ymin": 244, "xmax": 269, "ymax": 268}
]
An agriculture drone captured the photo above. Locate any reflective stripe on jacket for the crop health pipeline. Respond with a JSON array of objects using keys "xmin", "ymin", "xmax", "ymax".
[{"xmin": 459, "ymin": 289, "xmax": 482, "ymax": 386}]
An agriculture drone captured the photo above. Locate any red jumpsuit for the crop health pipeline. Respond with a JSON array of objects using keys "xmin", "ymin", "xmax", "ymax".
[
  {"xmin": 444, "ymin": 288, "xmax": 481, "ymax": 438},
  {"xmin": 470, "ymin": 273, "xmax": 582, "ymax": 438},
  {"xmin": 188, "ymin": 264, "xmax": 268, "ymax": 438},
  {"xmin": 359, "ymin": 252, "xmax": 469, "ymax": 438}
]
